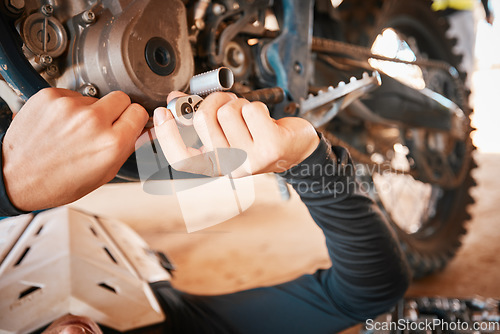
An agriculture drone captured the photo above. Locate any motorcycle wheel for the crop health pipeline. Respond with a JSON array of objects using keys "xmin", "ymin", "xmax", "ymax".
[{"xmin": 335, "ymin": 0, "xmax": 477, "ymax": 279}]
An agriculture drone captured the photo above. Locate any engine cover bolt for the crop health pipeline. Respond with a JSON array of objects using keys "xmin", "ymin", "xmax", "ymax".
[
  {"xmin": 82, "ymin": 10, "xmax": 96, "ymax": 24},
  {"xmin": 6, "ymin": 0, "xmax": 25, "ymax": 12},
  {"xmin": 212, "ymin": 3, "xmax": 226, "ymax": 15},
  {"xmin": 39, "ymin": 54, "xmax": 53, "ymax": 66},
  {"xmin": 81, "ymin": 84, "xmax": 98, "ymax": 97},
  {"xmin": 41, "ymin": 4, "xmax": 53, "ymax": 16},
  {"xmin": 46, "ymin": 64, "xmax": 59, "ymax": 77},
  {"xmin": 293, "ymin": 61, "xmax": 303, "ymax": 74}
]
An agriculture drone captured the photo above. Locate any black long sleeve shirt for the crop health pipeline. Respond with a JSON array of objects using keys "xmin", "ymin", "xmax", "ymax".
[
  {"xmin": 150, "ymin": 135, "xmax": 411, "ymax": 333},
  {"xmin": 0, "ymin": 133, "xmax": 28, "ymax": 216}
]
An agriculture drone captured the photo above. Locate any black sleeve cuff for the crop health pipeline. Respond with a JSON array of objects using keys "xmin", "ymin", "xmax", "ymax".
[
  {"xmin": 0, "ymin": 133, "xmax": 29, "ymax": 216},
  {"xmin": 278, "ymin": 132, "xmax": 354, "ymax": 182}
]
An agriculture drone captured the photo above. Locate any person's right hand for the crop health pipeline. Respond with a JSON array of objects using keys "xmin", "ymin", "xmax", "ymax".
[
  {"xmin": 153, "ymin": 91, "xmax": 319, "ymax": 178},
  {"xmin": 2, "ymin": 88, "xmax": 148, "ymax": 212}
]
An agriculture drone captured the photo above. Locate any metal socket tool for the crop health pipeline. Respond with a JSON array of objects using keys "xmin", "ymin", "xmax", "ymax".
[
  {"xmin": 189, "ymin": 67, "xmax": 234, "ymax": 96},
  {"xmin": 166, "ymin": 94, "xmax": 204, "ymax": 127},
  {"xmin": 165, "ymin": 67, "xmax": 235, "ymax": 126}
]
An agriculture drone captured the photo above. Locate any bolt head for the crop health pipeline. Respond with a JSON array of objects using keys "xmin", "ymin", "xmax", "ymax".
[
  {"xmin": 83, "ymin": 85, "xmax": 98, "ymax": 97},
  {"xmin": 46, "ymin": 65, "xmax": 59, "ymax": 77},
  {"xmin": 39, "ymin": 54, "xmax": 53, "ymax": 65},
  {"xmin": 41, "ymin": 4, "xmax": 53, "ymax": 16},
  {"xmin": 82, "ymin": 10, "xmax": 96, "ymax": 24},
  {"xmin": 212, "ymin": 4, "xmax": 226, "ymax": 15},
  {"xmin": 293, "ymin": 61, "xmax": 303, "ymax": 74}
]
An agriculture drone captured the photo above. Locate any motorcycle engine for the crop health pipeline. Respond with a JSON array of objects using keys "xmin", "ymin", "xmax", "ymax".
[{"xmin": 19, "ymin": 0, "xmax": 194, "ymax": 110}]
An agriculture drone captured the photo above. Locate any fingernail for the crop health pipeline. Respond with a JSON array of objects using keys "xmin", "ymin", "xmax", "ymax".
[{"xmin": 154, "ymin": 107, "xmax": 167, "ymax": 126}]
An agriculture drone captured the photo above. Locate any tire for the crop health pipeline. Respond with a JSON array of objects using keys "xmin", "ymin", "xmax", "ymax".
[{"xmin": 336, "ymin": 0, "xmax": 477, "ymax": 279}]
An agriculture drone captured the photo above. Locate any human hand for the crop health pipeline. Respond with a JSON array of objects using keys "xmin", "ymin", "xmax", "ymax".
[
  {"xmin": 153, "ymin": 91, "xmax": 319, "ymax": 178},
  {"xmin": 41, "ymin": 314, "xmax": 102, "ymax": 334},
  {"xmin": 2, "ymin": 88, "xmax": 148, "ymax": 211}
]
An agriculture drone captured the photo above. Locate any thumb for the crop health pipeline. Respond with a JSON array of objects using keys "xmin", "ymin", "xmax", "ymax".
[{"xmin": 153, "ymin": 107, "xmax": 190, "ymax": 164}]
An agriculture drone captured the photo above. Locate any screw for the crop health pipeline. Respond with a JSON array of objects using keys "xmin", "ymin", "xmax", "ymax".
[
  {"xmin": 46, "ymin": 64, "xmax": 58, "ymax": 77},
  {"xmin": 233, "ymin": 3, "xmax": 240, "ymax": 10},
  {"xmin": 293, "ymin": 61, "xmax": 303, "ymax": 74},
  {"xmin": 212, "ymin": 3, "xmax": 226, "ymax": 15},
  {"xmin": 82, "ymin": 84, "xmax": 98, "ymax": 97},
  {"xmin": 39, "ymin": 54, "xmax": 53, "ymax": 66},
  {"xmin": 6, "ymin": 0, "xmax": 25, "ymax": 12},
  {"xmin": 41, "ymin": 4, "xmax": 53, "ymax": 16},
  {"xmin": 82, "ymin": 10, "xmax": 96, "ymax": 24}
]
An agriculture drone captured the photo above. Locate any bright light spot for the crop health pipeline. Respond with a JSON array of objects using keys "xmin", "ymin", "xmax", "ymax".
[
  {"xmin": 391, "ymin": 144, "xmax": 411, "ymax": 172},
  {"xmin": 330, "ymin": 0, "xmax": 344, "ymax": 7},
  {"xmin": 370, "ymin": 28, "xmax": 426, "ymax": 90},
  {"xmin": 372, "ymin": 29, "xmax": 402, "ymax": 58},
  {"xmin": 370, "ymin": 153, "xmax": 385, "ymax": 164},
  {"xmin": 373, "ymin": 173, "xmax": 433, "ymax": 233},
  {"xmin": 394, "ymin": 143, "xmax": 410, "ymax": 155},
  {"xmin": 471, "ymin": 0, "xmax": 500, "ymax": 153},
  {"xmin": 264, "ymin": 10, "xmax": 279, "ymax": 31},
  {"xmin": 247, "ymin": 38, "xmax": 259, "ymax": 46}
]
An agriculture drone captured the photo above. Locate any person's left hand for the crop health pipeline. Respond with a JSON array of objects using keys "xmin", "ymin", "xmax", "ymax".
[
  {"xmin": 153, "ymin": 91, "xmax": 319, "ymax": 178},
  {"xmin": 3, "ymin": 88, "xmax": 148, "ymax": 211}
]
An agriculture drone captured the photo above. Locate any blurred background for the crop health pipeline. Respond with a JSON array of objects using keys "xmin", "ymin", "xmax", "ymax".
[{"xmin": 471, "ymin": 0, "xmax": 500, "ymax": 153}]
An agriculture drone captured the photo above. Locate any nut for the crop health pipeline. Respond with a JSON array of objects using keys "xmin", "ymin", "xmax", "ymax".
[{"xmin": 46, "ymin": 64, "xmax": 59, "ymax": 77}]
